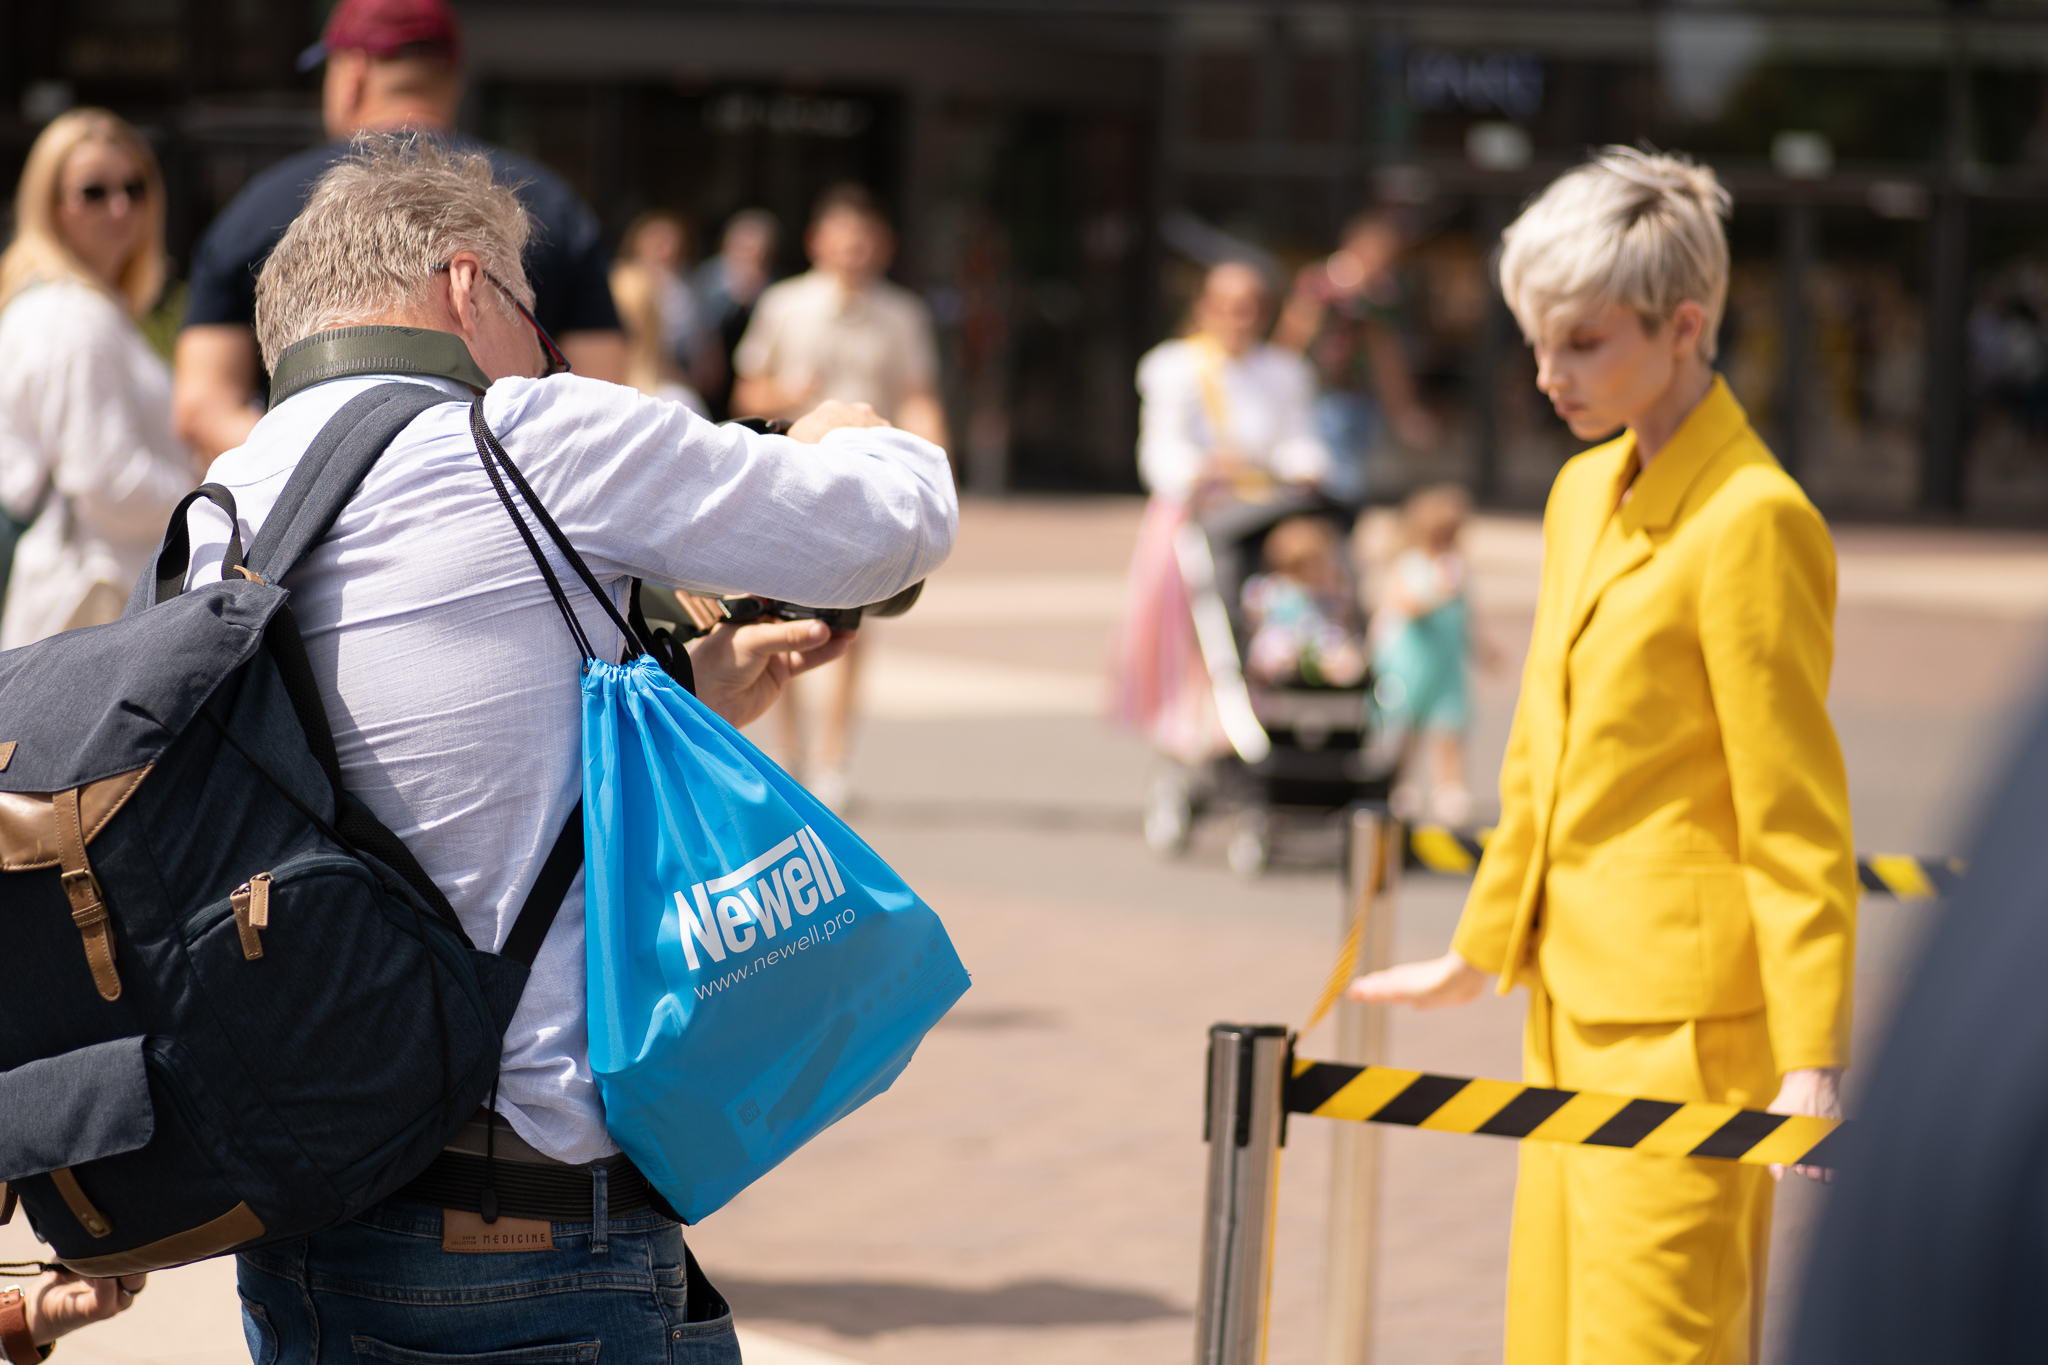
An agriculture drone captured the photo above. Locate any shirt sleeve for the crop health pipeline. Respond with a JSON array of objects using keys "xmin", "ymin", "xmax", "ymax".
[
  {"xmin": 1135, "ymin": 344, "xmax": 1206, "ymax": 501},
  {"xmin": 487, "ymin": 375, "xmax": 957, "ymax": 609},
  {"xmin": 526, "ymin": 192, "xmax": 620, "ymax": 336},
  {"xmin": 181, "ymin": 203, "xmax": 263, "ymax": 329},
  {"xmin": 731, "ymin": 288, "xmax": 784, "ymax": 380},
  {"xmin": 1699, "ymin": 482, "xmax": 1858, "ymax": 1070},
  {"xmin": 1267, "ymin": 351, "xmax": 1333, "ymax": 486},
  {"xmin": 30, "ymin": 295, "xmax": 194, "ymax": 546},
  {"xmin": 1452, "ymin": 650, "xmax": 1540, "ymax": 979},
  {"xmin": 1451, "ymin": 477, "xmax": 1568, "ymax": 982}
]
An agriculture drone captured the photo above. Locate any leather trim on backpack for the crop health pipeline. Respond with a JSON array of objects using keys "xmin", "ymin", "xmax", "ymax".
[
  {"xmin": 49, "ymin": 1166, "xmax": 112, "ymax": 1238},
  {"xmin": 0, "ymin": 766, "xmax": 151, "ymax": 871},
  {"xmin": 57, "ymin": 1200, "xmax": 266, "ymax": 1277}
]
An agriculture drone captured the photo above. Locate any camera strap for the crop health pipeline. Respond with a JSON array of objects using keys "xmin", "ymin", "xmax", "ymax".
[{"xmin": 269, "ymin": 326, "xmax": 493, "ymax": 408}]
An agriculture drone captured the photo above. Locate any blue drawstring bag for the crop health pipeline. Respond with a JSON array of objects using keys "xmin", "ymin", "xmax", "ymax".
[
  {"xmin": 582, "ymin": 656, "xmax": 969, "ymax": 1221},
  {"xmin": 468, "ymin": 403, "xmax": 969, "ymax": 1224}
]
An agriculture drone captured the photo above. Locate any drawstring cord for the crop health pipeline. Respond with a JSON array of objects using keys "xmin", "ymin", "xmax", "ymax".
[{"xmin": 481, "ymin": 1075, "xmax": 502, "ymax": 1224}]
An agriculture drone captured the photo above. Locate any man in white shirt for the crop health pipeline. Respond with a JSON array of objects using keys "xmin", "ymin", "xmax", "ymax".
[
  {"xmin": 730, "ymin": 185, "xmax": 947, "ymax": 809},
  {"xmin": 185, "ymin": 135, "xmax": 954, "ymax": 1363}
]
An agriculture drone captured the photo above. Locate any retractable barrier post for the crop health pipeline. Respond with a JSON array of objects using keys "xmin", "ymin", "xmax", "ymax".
[
  {"xmin": 1322, "ymin": 808, "xmax": 1401, "ymax": 1365},
  {"xmin": 1195, "ymin": 1023, "xmax": 1290, "ymax": 1365}
]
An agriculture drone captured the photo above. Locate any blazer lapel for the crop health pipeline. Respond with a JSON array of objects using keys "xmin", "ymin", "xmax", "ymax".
[
  {"xmin": 1563, "ymin": 460, "xmax": 1652, "ymax": 652},
  {"xmin": 1561, "ymin": 377, "xmax": 1752, "ymax": 651}
]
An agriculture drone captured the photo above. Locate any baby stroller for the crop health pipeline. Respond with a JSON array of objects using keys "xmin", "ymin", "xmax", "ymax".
[{"xmin": 1143, "ymin": 489, "xmax": 1395, "ymax": 875}]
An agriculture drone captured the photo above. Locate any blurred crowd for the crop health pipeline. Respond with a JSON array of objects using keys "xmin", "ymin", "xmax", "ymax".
[{"xmin": 0, "ymin": 13, "xmax": 949, "ymax": 810}]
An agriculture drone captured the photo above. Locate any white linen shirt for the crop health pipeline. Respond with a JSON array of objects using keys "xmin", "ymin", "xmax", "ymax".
[
  {"xmin": 0, "ymin": 279, "xmax": 195, "ymax": 648},
  {"xmin": 1134, "ymin": 338, "xmax": 1330, "ymax": 500},
  {"xmin": 181, "ymin": 371, "xmax": 957, "ymax": 1163}
]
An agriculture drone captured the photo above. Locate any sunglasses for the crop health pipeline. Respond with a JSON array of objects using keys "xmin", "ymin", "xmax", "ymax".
[
  {"xmin": 433, "ymin": 262, "xmax": 570, "ymax": 376},
  {"xmin": 73, "ymin": 178, "xmax": 147, "ymax": 206}
]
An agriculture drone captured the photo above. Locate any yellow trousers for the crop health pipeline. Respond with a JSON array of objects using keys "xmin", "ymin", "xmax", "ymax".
[{"xmin": 1505, "ymin": 987, "xmax": 1778, "ymax": 1365}]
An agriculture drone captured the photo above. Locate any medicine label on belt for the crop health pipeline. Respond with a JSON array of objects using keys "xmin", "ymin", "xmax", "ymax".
[{"xmin": 441, "ymin": 1209, "xmax": 554, "ymax": 1253}]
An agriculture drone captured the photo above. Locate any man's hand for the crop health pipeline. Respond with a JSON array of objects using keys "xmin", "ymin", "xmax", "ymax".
[
  {"xmin": 786, "ymin": 400, "xmax": 889, "ymax": 445},
  {"xmin": 24, "ymin": 1269, "xmax": 146, "ymax": 1345},
  {"xmin": 1348, "ymin": 951, "xmax": 1487, "ymax": 1010},
  {"xmin": 688, "ymin": 619, "xmax": 853, "ymax": 729},
  {"xmin": 1767, "ymin": 1066, "xmax": 1844, "ymax": 1183}
]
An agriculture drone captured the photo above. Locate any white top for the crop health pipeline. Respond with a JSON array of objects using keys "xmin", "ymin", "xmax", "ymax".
[
  {"xmin": 1134, "ymin": 338, "xmax": 1330, "ymax": 501},
  {"xmin": 0, "ymin": 279, "xmax": 195, "ymax": 649},
  {"xmin": 734, "ymin": 270, "xmax": 939, "ymax": 422},
  {"xmin": 1371, "ymin": 547, "xmax": 1466, "ymax": 644},
  {"xmin": 180, "ymin": 372, "xmax": 957, "ymax": 1162}
]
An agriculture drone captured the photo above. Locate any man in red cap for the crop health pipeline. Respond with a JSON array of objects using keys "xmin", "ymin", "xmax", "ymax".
[{"xmin": 173, "ymin": 0, "xmax": 625, "ymax": 463}]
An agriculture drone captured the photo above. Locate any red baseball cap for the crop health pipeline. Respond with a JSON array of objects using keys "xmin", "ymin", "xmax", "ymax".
[{"xmin": 297, "ymin": 0, "xmax": 463, "ymax": 71}]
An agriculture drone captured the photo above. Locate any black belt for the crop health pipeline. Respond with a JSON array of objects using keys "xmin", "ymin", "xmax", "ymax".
[{"xmin": 391, "ymin": 1149, "xmax": 672, "ymax": 1223}]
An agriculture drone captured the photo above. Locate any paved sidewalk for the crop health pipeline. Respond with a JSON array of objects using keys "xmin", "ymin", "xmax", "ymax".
[{"xmin": 6, "ymin": 497, "xmax": 2039, "ymax": 1364}]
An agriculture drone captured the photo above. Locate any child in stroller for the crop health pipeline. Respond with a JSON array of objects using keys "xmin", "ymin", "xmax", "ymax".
[
  {"xmin": 1242, "ymin": 514, "xmax": 1369, "ymax": 689},
  {"xmin": 1144, "ymin": 492, "xmax": 1393, "ymax": 875}
]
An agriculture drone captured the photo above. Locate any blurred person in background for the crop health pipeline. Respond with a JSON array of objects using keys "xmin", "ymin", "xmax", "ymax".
[
  {"xmin": 1350, "ymin": 149, "xmax": 1853, "ymax": 1365},
  {"xmin": 610, "ymin": 259, "xmax": 708, "ymax": 413},
  {"xmin": 0, "ymin": 108, "xmax": 194, "ymax": 650},
  {"xmin": 172, "ymin": 0, "xmax": 623, "ymax": 464},
  {"xmin": 1789, "ymin": 669, "xmax": 2048, "ymax": 1361},
  {"xmin": 1274, "ymin": 209, "xmax": 1438, "ymax": 503},
  {"xmin": 694, "ymin": 209, "xmax": 779, "ymax": 420},
  {"xmin": 1110, "ymin": 259, "xmax": 1330, "ymax": 761},
  {"xmin": 732, "ymin": 185, "xmax": 946, "ymax": 808},
  {"xmin": 617, "ymin": 209, "xmax": 711, "ymax": 393},
  {"xmin": 1371, "ymin": 484, "xmax": 1478, "ymax": 827}
]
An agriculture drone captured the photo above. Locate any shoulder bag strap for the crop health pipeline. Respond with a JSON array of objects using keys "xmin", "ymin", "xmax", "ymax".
[
  {"xmin": 467, "ymin": 394, "xmax": 710, "ymax": 962},
  {"xmin": 468, "ymin": 398, "xmax": 644, "ymax": 660},
  {"xmin": 467, "ymin": 399, "xmax": 693, "ymax": 691},
  {"xmin": 239, "ymin": 382, "xmax": 468, "ymax": 930},
  {"xmin": 245, "ymin": 382, "xmax": 464, "ymax": 580}
]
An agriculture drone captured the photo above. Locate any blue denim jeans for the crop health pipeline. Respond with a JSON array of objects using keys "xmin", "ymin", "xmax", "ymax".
[{"xmin": 235, "ymin": 1195, "xmax": 739, "ymax": 1365}]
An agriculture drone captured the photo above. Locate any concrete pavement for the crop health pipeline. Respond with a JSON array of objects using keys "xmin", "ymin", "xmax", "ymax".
[{"xmin": 6, "ymin": 496, "xmax": 2042, "ymax": 1364}]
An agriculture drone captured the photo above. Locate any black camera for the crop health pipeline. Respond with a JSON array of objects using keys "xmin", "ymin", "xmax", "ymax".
[
  {"xmin": 636, "ymin": 579, "xmax": 923, "ymax": 640},
  {"xmin": 709, "ymin": 580, "xmax": 924, "ymax": 632}
]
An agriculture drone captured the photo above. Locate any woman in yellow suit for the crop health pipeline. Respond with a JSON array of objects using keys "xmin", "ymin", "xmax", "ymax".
[{"xmin": 1352, "ymin": 147, "xmax": 1855, "ymax": 1364}]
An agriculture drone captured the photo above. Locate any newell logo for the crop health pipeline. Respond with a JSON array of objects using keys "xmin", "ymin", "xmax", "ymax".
[{"xmin": 676, "ymin": 825, "xmax": 848, "ymax": 971}]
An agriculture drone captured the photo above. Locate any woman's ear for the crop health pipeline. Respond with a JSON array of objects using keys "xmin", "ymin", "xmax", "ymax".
[{"xmin": 1668, "ymin": 299, "xmax": 1708, "ymax": 357}]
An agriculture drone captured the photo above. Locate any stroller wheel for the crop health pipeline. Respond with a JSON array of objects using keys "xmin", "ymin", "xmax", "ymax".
[
  {"xmin": 1144, "ymin": 766, "xmax": 1195, "ymax": 856},
  {"xmin": 1227, "ymin": 807, "xmax": 1271, "ymax": 878}
]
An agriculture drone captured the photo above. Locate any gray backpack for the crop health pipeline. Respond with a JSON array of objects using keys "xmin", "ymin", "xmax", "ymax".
[{"xmin": 0, "ymin": 384, "xmax": 586, "ymax": 1273}]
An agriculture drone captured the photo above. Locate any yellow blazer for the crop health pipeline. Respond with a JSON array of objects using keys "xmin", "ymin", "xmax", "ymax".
[{"xmin": 1452, "ymin": 377, "xmax": 1855, "ymax": 1072}]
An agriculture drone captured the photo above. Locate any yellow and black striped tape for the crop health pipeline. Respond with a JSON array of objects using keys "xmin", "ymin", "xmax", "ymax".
[
  {"xmin": 1286, "ymin": 1057, "xmax": 1843, "ymax": 1169},
  {"xmin": 1403, "ymin": 825, "xmax": 1965, "ymax": 900}
]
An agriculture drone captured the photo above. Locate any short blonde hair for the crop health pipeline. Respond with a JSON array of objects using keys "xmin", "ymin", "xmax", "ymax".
[
  {"xmin": 0, "ymin": 108, "xmax": 167, "ymax": 317},
  {"xmin": 1497, "ymin": 146, "xmax": 1731, "ymax": 360},
  {"xmin": 254, "ymin": 132, "xmax": 532, "ymax": 371}
]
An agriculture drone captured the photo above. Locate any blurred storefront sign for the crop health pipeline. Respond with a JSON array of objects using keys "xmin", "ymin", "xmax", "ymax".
[{"xmin": 10, "ymin": 0, "xmax": 2048, "ymax": 514}]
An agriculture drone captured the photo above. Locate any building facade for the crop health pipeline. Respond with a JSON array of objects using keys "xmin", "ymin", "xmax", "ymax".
[{"xmin": 6, "ymin": 0, "xmax": 2048, "ymax": 516}]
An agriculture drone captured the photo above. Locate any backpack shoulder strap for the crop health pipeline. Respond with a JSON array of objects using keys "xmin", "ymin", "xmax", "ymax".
[
  {"xmin": 499, "ymin": 805, "xmax": 583, "ymax": 968},
  {"xmin": 245, "ymin": 382, "xmax": 464, "ymax": 581}
]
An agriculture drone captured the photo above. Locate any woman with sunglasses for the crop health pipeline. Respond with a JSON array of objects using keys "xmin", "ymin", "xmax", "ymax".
[{"xmin": 0, "ymin": 108, "xmax": 194, "ymax": 649}]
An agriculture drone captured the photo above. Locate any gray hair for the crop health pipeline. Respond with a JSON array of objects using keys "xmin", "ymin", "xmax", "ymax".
[
  {"xmin": 254, "ymin": 132, "xmax": 534, "ymax": 371},
  {"xmin": 1497, "ymin": 146, "xmax": 1732, "ymax": 361}
]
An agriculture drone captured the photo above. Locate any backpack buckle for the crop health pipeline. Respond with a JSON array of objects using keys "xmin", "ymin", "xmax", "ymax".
[{"xmin": 60, "ymin": 868, "xmax": 104, "ymax": 920}]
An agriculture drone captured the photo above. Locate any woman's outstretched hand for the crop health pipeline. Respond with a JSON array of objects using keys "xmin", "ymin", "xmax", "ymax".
[
  {"xmin": 1348, "ymin": 951, "xmax": 1487, "ymax": 1010},
  {"xmin": 688, "ymin": 619, "xmax": 852, "ymax": 729},
  {"xmin": 1767, "ymin": 1066, "xmax": 1844, "ymax": 1184}
]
